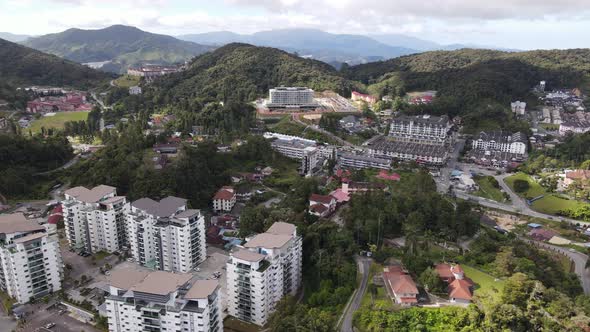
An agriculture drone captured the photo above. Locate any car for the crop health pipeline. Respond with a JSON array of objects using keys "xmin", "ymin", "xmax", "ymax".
[
  {"xmin": 58, "ymin": 309, "xmax": 66, "ymax": 315},
  {"xmin": 45, "ymin": 323, "xmax": 56, "ymax": 329},
  {"xmin": 569, "ymin": 248, "xmax": 576, "ymax": 252},
  {"xmin": 105, "ymin": 271, "xmax": 111, "ymax": 276},
  {"xmin": 127, "ymin": 258, "xmax": 134, "ymax": 263}
]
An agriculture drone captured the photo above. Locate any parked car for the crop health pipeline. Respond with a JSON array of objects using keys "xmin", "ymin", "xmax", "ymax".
[{"xmin": 45, "ymin": 323, "xmax": 56, "ymax": 329}]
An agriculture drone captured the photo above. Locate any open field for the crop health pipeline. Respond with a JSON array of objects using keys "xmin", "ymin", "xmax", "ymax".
[
  {"xmin": 462, "ymin": 265, "xmax": 504, "ymax": 300},
  {"xmin": 29, "ymin": 111, "xmax": 89, "ymax": 133},
  {"xmin": 473, "ymin": 176, "xmax": 508, "ymax": 202},
  {"xmin": 504, "ymin": 172, "xmax": 546, "ymax": 198},
  {"xmin": 113, "ymin": 74, "xmax": 140, "ymax": 88},
  {"xmin": 224, "ymin": 316, "xmax": 262, "ymax": 332},
  {"xmin": 532, "ymin": 195, "xmax": 588, "ymax": 215}
]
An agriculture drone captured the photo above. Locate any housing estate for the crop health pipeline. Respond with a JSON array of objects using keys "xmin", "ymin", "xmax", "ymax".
[
  {"xmin": 127, "ymin": 65, "xmax": 183, "ymax": 78},
  {"xmin": 26, "ymin": 91, "xmax": 93, "ymax": 113},
  {"xmin": 126, "ymin": 197, "xmax": 206, "ymax": 273},
  {"xmin": 226, "ymin": 222, "xmax": 302, "ymax": 326},
  {"xmin": 0, "ymin": 213, "xmax": 63, "ymax": 304},
  {"xmin": 559, "ymin": 111, "xmax": 590, "ymax": 136},
  {"xmin": 105, "ymin": 268, "xmax": 221, "ymax": 332}
]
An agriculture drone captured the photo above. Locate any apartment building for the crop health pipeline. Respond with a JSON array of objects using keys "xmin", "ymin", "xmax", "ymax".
[
  {"xmin": 472, "ymin": 131, "xmax": 527, "ymax": 155},
  {"xmin": 105, "ymin": 268, "xmax": 222, "ymax": 332},
  {"xmin": 126, "ymin": 197, "xmax": 206, "ymax": 273},
  {"xmin": 62, "ymin": 185, "xmax": 126, "ymax": 253},
  {"xmin": 264, "ymin": 132, "xmax": 336, "ymax": 161},
  {"xmin": 226, "ymin": 222, "xmax": 302, "ymax": 326},
  {"xmin": 339, "ymin": 153, "xmax": 392, "ymax": 170},
  {"xmin": 212, "ymin": 187, "xmax": 236, "ymax": 212},
  {"xmin": 367, "ymin": 136, "xmax": 449, "ymax": 166},
  {"xmin": 0, "ymin": 213, "xmax": 63, "ymax": 304},
  {"xmin": 389, "ymin": 115, "xmax": 452, "ymax": 145},
  {"xmin": 267, "ymin": 87, "xmax": 317, "ymax": 108}
]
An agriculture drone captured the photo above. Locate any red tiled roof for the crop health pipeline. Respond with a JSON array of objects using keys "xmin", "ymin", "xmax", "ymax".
[
  {"xmin": 399, "ymin": 297, "xmax": 418, "ymax": 303},
  {"xmin": 310, "ymin": 204, "xmax": 328, "ymax": 214},
  {"xmin": 213, "ymin": 188, "xmax": 235, "ymax": 201},
  {"xmin": 47, "ymin": 214, "xmax": 62, "ymax": 225},
  {"xmin": 377, "ymin": 170, "xmax": 401, "ymax": 181},
  {"xmin": 566, "ymin": 170, "xmax": 590, "ymax": 180},
  {"xmin": 383, "ymin": 266, "xmax": 419, "ymax": 297},
  {"xmin": 449, "ymin": 279, "xmax": 472, "ymax": 300},
  {"xmin": 310, "ymin": 194, "xmax": 334, "ymax": 205},
  {"xmin": 451, "ymin": 264, "xmax": 464, "ymax": 275},
  {"xmin": 330, "ymin": 189, "xmax": 350, "ymax": 203},
  {"xmin": 435, "ymin": 263, "xmax": 453, "ymax": 279}
]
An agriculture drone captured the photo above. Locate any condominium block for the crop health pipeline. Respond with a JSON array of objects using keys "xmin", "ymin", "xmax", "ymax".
[
  {"xmin": 105, "ymin": 268, "xmax": 221, "ymax": 332},
  {"xmin": 126, "ymin": 197, "xmax": 206, "ymax": 272},
  {"xmin": 267, "ymin": 87, "xmax": 317, "ymax": 108},
  {"xmin": 389, "ymin": 115, "xmax": 451, "ymax": 145},
  {"xmin": 62, "ymin": 185, "xmax": 126, "ymax": 253},
  {"xmin": 226, "ymin": 222, "xmax": 302, "ymax": 326},
  {"xmin": 472, "ymin": 131, "xmax": 527, "ymax": 155},
  {"xmin": 0, "ymin": 213, "xmax": 63, "ymax": 303}
]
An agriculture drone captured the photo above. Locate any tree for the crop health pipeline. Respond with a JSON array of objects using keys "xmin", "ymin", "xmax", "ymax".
[
  {"xmin": 419, "ymin": 267, "xmax": 444, "ymax": 294},
  {"xmin": 513, "ymin": 179, "xmax": 530, "ymax": 193},
  {"xmin": 501, "ymin": 273, "xmax": 534, "ymax": 308}
]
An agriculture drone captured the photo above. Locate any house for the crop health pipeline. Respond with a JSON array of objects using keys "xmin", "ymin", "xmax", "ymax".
[
  {"xmin": 382, "ymin": 266, "xmax": 419, "ymax": 306},
  {"xmin": 435, "ymin": 263, "xmax": 473, "ymax": 304},
  {"xmin": 528, "ymin": 228, "xmax": 557, "ymax": 242},
  {"xmin": 153, "ymin": 143, "xmax": 178, "ymax": 154},
  {"xmin": 261, "ymin": 167, "xmax": 274, "ymax": 176},
  {"xmin": 309, "ymin": 194, "xmax": 336, "ymax": 217},
  {"xmin": 329, "ymin": 188, "xmax": 350, "ymax": 204},
  {"xmin": 213, "ymin": 186, "xmax": 236, "ymax": 212},
  {"xmin": 562, "ymin": 170, "xmax": 590, "ymax": 189},
  {"xmin": 377, "ymin": 170, "xmax": 401, "ymax": 181},
  {"xmin": 129, "ymin": 86, "xmax": 142, "ymax": 95},
  {"xmin": 351, "ymin": 91, "xmax": 377, "ymax": 104},
  {"xmin": 511, "ymin": 101, "xmax": 527, "ymax": 115},
  {"xmin": 448, "ymin": 279, "xmax": 473, "ymax": 304}
]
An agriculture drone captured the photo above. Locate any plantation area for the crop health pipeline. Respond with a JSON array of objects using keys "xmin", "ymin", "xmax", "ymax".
[{"xmin": 29, "ymin": 111, "xmax": 89, "ymax": 133}]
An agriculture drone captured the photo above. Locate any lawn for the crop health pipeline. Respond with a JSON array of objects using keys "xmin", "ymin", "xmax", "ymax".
[
  {"xmin": 29, "ymin": 111, "xmax": 89, "ymax": 133},
  {"xmin": 504, "ymin": 172, "xmax": 546, "ymax": 198},
  {"xmin": 224, "ymin": 316, "xmax": 262, "ymax": 332},
  {"xmin": 113, "ymin": 74, "xmax": 141, "ymax": 88},
  {"xmin": 473, "ymin": 176, "xmax": 508, "ymax": 203},
  {"xmin": 461, "ymin": 265, "xmax": 504, "ymax": 300},
  {"xmin": 531, "ymin": 195, "xmax": 588, "ymax": 215}
]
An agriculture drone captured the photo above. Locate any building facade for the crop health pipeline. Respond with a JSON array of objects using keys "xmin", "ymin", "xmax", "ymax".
[
  {"xmin": 212, "ymin": 187, "xmax": 236, "ymax": 212},
  {"xmin": 62, "ymin": 185, "xmax": 126, "ymax": 253},
  {"xmin": 226, "ymin": 222, "xmax": 302, "ymax": 326},
  {"xmin": 0, "ymin": 213, "xmax": 63, "ymax": 304},
  {"xmin": 105, "ymin": 269, "xmax": 221, "ymax": 332},
  {"xmin": 268, "ymin": 87, "xmax": 316, "ymax": 108},
  {"xmin": 367, "ymin": 136, "xmax": 448, "ymax": 166},
  {"xmin": 339, "ymin": 153, "xmax": 391, "ymax": 170},
  {"xmin": 126, "ymin": 197, "xmax": 206, "ymax": 273},
  {"xmin": 472, "ymin": 131, "xmax": 527, "ymax": 155},
  {"xmin": 389, "ymin": 115, "xmax": 452, "ymax": 145}
]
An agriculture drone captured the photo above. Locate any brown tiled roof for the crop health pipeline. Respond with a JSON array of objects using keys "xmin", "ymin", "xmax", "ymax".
[
  {"xmin": 266, "ymin": 222, "xmax": 296, "ymax": 236},
  {"xmin": 0, "ymin": 213, "xmax": 44, "ymax": 234},
  {"xmin": 449, "ymin": 279, "xmax": 472, "ymax": 300},
  {"xmin": 213, "ymin": 188, "xmax": 235, "ymax": 201},
  {"xmin": 131, "ymin": 271, "xmax": 192, "ymax": 295},
  {"xmin": 383, "ymin": 267, "xmax": 418, "ymax": 296},
  {"xmin": 232, "ymin": 249, "xmax": 265, "ymax": 262},
  {"xmin": 435, "ymin": 263, "xmax": 453, "ymax": 279},
  {"xmin": 566, "ymin": 170, "xmax": 590, "ymax": 180},
  {"xmin": 310, "ymin": 204, "xmax": 328, "ymax": 213},
  {"xmin": 64, "ymin": 185, "xmax": 116, "ymax": 203},
  {"xmin": 309, "ymin": 193, "xmax": 334, "ymax": 205},
  {"xmin": 244, "ymin": 233, "xmax": 292, "ymax": 249}
]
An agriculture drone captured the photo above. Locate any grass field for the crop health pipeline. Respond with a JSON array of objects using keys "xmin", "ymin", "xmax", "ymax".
[
  {"xmin": 473, "ymin": 176, "xmax": 508, "ymax": 202},
  {"xmin": 531, "ymin": 195, "xmax": 588, "ymax": 215},
  {"xmin": 29, "ymin": 111, "xmax": 89, "ymax": 133},
  {"xmin": 462, "ymin": 265, "xmax": 504, "ymax": 300},
  {"xmin": 504, "ymin": 172, "xmax": 546, "ymax": 198},
  {"xmin": 224, "ymin": 316, "xmax": 261, "ymax": 332},
  {"xmin": 113, "ymin": 74, "xmax": 140, "ymax": 88}
]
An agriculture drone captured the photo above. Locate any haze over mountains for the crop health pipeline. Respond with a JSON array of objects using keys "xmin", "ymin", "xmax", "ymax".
[{"xmin": 22, "ymin": 25, "xmax": 212, "ymax": 74}]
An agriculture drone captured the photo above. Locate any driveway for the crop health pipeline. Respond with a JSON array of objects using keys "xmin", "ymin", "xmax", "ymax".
[{"xmin": 340, "ymin": 256, "xmax": 371, "ymax": 332}]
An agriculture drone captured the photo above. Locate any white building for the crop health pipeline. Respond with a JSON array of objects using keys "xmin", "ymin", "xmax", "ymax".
[
  {"xmin": 472, "ymin": 131, "xmax": 527, "ymax": 155},
  {"xmin": 105, "ymin": 268, "xmax": 221, "ymax": 332},
  {"xmin": 226, "ymin": 222, "xmax": 302, "ymax": 326},
  {"xmin": 389, "ymin": 115, "xmax": 452, "ymax": 145},
  {"xmin": 267, "ymin": 87, "xmax": 316, "ymax": 108},
  {"xmin": 265, "ymin": 133, "xmax": 335, "ymax": 161},
  {"xmin": 62, "ymin": 185, "xmax": 126, "ymax": 253},
  {"xmin": 0, "ymin": 213, "xmax": 63, "ymax": 304},
  {"xmin": 126, "ymin": 197, "xmax": 206, "ymax": 272},
  {"xmin": 339, "ymin": 153, "xmax": 391, "ymax": 170},
  {"xmin": 302, "ymin": 146, "xmax": 319, "ymax": 176},
  {"xmin": 129, "ymin": 86, "xmax": 142, "ymax": 95},
  {"xmin": 212, "ymin": 187, "xmax": 236, "ymax": 212},
  {"xmin": 510, "ymin": 101, "xmax": 526, "ymax": 115},
  {"xmin": 367, "ymin": 136, "xmax": 448, "ymax": 166}
]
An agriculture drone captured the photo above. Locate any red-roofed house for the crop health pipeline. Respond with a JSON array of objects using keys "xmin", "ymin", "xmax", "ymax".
[
  {"xmin": 330, "ymin": 188, "xmax": 350, "ymax": 204},
  {"xmin": 47, "ymin": 204, "xmax": 63, "ymax": 225},
  {"xmin": 309, "ymin": 194, "xmax": 336, "ymax": 217},
  {"xmin": 377, "ymin": 170, "xmax": 401, "ymax": 181},
  {"xmin": 213, "ymin": 186, "xmax": 236, "ymax": 212},
  {"xmin": 435, "ymin": 263, "xmax": 473, "ymax": 303},
  {"xmin": 382, "ymin": 266, "xmax": 419, "ymax": 306}
]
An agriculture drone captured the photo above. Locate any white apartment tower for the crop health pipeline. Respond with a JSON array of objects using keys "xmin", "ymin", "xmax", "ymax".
[
  {"xmin": 105, "ymin": 268, "xmax": 222, "ymax": 332},
  {"xmin": 0, "ymin": 213, "xmax": 63, "ymax": 303},
  {"xmin": 62, "ymin": 185, "xmax": 126, "ymax": 253},
  {"xmin": 126, "ymin": 197, "xmax": 206, "ymax": 272},
  {"xmin": 226, "ymin": 222, "xmax": 302, "ymax": 326},
  {"xmin": 268, "ymin": 87, "xmax": 316, "ymax": 108}
]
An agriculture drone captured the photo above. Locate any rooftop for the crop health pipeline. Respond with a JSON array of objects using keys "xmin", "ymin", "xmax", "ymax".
[
  {"xmin": 266, "ymin": 222, "xmax": 296, "ymax": 236},
  {"xmin": 13, "ymin": 232, "xmax": 46, "ymax": 244},
  {"xmin": 131, "ymin": 271, "xmax": 192, "ymax": 296},
  {"xmin": 185, "ymin": 280, "xmax": 218, "ymax": 299},
  {"xmin": 131, "ymin": 196, "xmax": 187, "ymax": 218},
  {"xmin": 175, "ymin": 209, "xmax": 201, "ymax": 219},
  {"xmin": 309, "ymin": 193, "xmax": 334, "ymax": 205},
  {"xmin": 108, "ymin": 268, "xmax": 150, "ymax": 290},
  {"xmin": 232, "ymin": 248, "xmax": 266, "ymax": 262},
  {"xmin": 64, "ymin": 185, "xmax": 116, "ymax": 203},
  {"xmin": 213, "ymin": 188, "xmax": 235, "ymax": 201},
  {"xmin": 476, "ymin": 131, "xmax": 527, "ymax": 144},
  {"xmin": 244, "ymin": 233, "xmax": 292, "ymax": 249},
  {"xmin": 0, "ymin": 213, "xmax": 44, "ymax": 234},
  {"xmin": 448, "ymin": 279, "xmax": 472, "ymax": 300},
  {"xmin": 392, "ymin": 114, "xmax": 450, "ymax": 126}
]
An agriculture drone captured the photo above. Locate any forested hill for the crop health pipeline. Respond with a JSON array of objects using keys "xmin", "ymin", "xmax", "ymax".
[
  {"xmin": 24, "ymin": 25, "xmax": 212, "ymax": 73},
  {"xmin": 0, "ymin": 38, "xmax": 112, "ymax": 105},
  {"xmin": 146, "ymin": 43, "xmax": 363, "ymax": 107}
]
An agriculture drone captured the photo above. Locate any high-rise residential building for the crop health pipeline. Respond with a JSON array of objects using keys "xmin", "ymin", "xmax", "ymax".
[
  {"xmin": 62, "ymin": 185, "xmax": 126, "ymax": 253},
  {"xmin": 0, "ymin": 213, "xmax": 63, "ymax": 304},
  {"xmin": 226, "ymin": 222, "xmax": 302, "ymax": 326},
  {"xmin": 105, "ymin": 268, "xmax": 222, "ymax": 332},
  {"xmin": 389, "ymin": 115, "xmax": 452, "ymax": 145},
  {"xmin": 267, "ymin": 87, "xmax": 317, "ymax": 108},
  {"xmin": 472, "ymin": 131, "xmax": 527, "ymax": 155},
  {"xmin": 126, "ymin": 197, "xmax": 206, "ymax": 272}
]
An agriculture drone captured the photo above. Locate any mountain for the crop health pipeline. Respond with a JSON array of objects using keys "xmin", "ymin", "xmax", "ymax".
[
  {"xmin": 178, "ymin": 29, "xmax": 418, "ymax": 65},
  {"xmin": 369, "ymin": 34, "xmax": 519, "ymax": 52},
  {"xmin": 24, "ymin": 25, "xmax": 213, "ymax": 73},
  {"xmin": 0, "ymin": 38, "xmax": 112, "ymax": 107},
  {"xmin": 146, "ymin": 43, "xmax": 363, "ymax": 106},
  {"xmin": 0, "ymin": 32, "xmax": 31, "ymax": 43}
]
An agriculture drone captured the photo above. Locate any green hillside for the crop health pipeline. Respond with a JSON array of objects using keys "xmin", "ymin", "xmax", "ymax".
[
  {"xmin": 146, "ymin": 43, "xmax": 363, "ymax": 106},
  {"xmin": 24, "ymin": 25, "xmax": 212, "ymax": 73}
]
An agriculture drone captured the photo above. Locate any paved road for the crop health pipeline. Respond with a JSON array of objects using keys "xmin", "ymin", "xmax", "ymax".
[
  {"xmin": 291, "ymin": 114, "xmax": 357, "ymax": 148},
  {"xmin": 523, "ymin": 238, "xmax": 590, "ymax": 294},
  {"xmin": 34, "ymin": 155, "xmax": 80, "ymax": 175},
  {"xmin": 340, "ymin": 256, "xmax": 371, "ymax": 332},
  {"xmin": 90, "ymin": 92, "xmax": 112, "ymax": 110}
]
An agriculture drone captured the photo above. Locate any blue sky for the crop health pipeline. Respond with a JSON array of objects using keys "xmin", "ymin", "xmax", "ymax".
[{"xmin": 1, "ymin": 0, "xmax": 590, "ymax": 50}]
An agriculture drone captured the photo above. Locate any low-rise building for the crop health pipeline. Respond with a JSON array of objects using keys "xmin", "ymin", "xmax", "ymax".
[
  {"xmin": 382, "ymin": 266, "xmax": 418, "ymax": 306},
  {"xmin": 212, "ymin": 187, "xmax": 236, "ymax": 212},
  {"xmin": 226, "ymin": 222, "xmax": 302, "ymax": 326},
  {"xmin": 0, "ymin": 213, "xmax": 63, "ymax": 304},
  {"xmin": 559, "ymin": 111, "xmax": 590, "ymax": 136},
  {"xmin": 389, "ymin": 115, "xmax": 452, "ymax": 145},
  {"xmin": 511, "ymin": 101, "xmax": 527, "ymax": 115},
  {"xmin": 339, "ymin": 153, "xmax": 391, "ymax": 170},
  {"xmin": 367, "ymin": 136, "xmax": 449, "ymax": 166},
  {"xmin": 126, "ymin": 197, "xmax": 206, "ymax": 272},
  {"xmin": 105, "ymin": 268, "xmax": 221, "ymax": 332},
  {"xmin": 435, "ymin": 263, "xmax": 473, "ymax": 304},
  {"xmin": 309, "ymin": 194, "xmax": 337, "ymax": 217},
  {"xmin": 129, "ymin": 86, "xmax": 142, "ymax": 95},
  {"xmin": 562, "ymin": 169, "xmax": 590, "ymax": 189}
]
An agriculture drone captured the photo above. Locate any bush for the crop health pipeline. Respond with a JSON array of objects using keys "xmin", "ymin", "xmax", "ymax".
[{"xmin": 513, "ymin": 179, "xmax": 530, "ymax": 193}]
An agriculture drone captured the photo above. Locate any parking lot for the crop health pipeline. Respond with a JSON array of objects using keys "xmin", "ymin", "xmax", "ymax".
[
  {"xmin": 16, "ymin": 302, "xmax": 100, "ymax": 332},
  {"xmin": 192, "ymin": 247, "xmax": 229, "ymax": 313}
]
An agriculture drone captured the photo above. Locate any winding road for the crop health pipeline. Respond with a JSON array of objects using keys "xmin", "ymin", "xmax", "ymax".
[
  {"xmin": 340, "ymin": 256, "xmax": 371, "ymax": 332},
  {"xmin": 291, "ymin": 114, "xmax": 357, "ymax": 147}
]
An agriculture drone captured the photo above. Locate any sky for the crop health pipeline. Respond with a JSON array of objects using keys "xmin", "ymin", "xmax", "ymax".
[{"xmin": 1, "ymin": 0, "xmax": 590, "ymax": 50}]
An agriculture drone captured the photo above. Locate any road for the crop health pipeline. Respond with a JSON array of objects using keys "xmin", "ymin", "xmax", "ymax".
[
  {"xmin": 523, "ymin": 238, "xmax": 590, "ymax": 294},
  {"xmin": 340, "ymin": 256, "xmax": 371, "ymax": 332},
  {"xmin": 435, "ymin": 138, "xmax": 465, "ymax": 193},
  {"xmin": 90, "ymin": 92, "xmax": 111, "ymax": 111},
  {"xmin": 291, "ymin": 114, "xmax": 357, "ymax": 148},
  {"xmin": 34, "ymin": 155, "xmax": 80, "ymax": 176}
]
